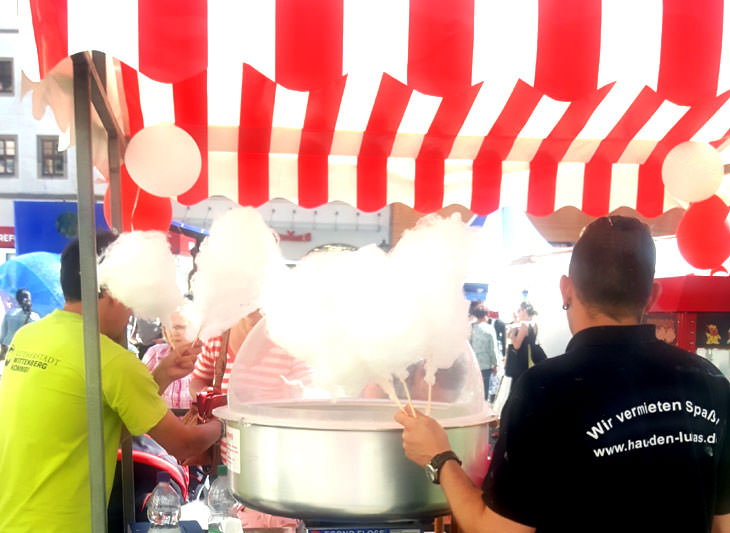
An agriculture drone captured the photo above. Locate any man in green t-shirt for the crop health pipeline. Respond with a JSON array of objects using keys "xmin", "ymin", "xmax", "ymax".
[{"xmin": 0, "ymin": 233, "xmax": 223, "ymax": 533}]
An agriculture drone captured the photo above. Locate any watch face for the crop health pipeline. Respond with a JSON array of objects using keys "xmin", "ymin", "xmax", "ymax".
[{"xmin": 425, "ymin": 463, "xmax": 437, "ymax": 483}]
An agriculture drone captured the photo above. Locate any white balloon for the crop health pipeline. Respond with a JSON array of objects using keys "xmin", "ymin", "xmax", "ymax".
[
  {"xmin": 662, "ymin": 141, "xmax": 724, "ymax": 203},
  {"xmin": 125, "ymin": 123, "xmax": 202, "ymax": 197}
]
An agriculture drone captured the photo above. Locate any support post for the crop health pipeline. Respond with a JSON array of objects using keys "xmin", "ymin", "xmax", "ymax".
[
  {"xmin": 72, "ymin": 51, "xmax": 107, "ymax": 533},
  {"xmin": 107, "ymin": 134, "xmax": 135, "ymax": 530}
]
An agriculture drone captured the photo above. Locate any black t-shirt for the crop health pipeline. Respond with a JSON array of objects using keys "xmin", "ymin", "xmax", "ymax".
[{"xmin": 482, "ymin": 325, "xmax": 730, "ymax": 533}]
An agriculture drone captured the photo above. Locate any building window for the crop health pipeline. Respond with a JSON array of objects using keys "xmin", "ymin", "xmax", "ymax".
[
  {"xmin": 0, "ymin": 136, "xmax": 17, "ymax": 177},
  {"xmin": 0, "ymin": 59, "xmax": 12, "ymax": 95},
  {"xmin": 38, "ymin": 136, "xmax": 66, "ymax": 178}
]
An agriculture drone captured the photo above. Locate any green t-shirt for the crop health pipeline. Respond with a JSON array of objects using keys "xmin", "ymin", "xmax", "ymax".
[{"xmin": 0, "ymin": 310, "xmax": 168, "ymax": 533}]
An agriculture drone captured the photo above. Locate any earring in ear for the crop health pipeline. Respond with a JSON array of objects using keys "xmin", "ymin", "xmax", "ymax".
[{"xmin": 562, "ymin": 303, "xmax": 570, "ymax": 311}]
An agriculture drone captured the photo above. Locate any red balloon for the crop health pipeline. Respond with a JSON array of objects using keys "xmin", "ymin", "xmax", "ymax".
[
  {"xmin": 676, "ymin": 195, "xmax": 730, "ymax": 271},
  {"xmin": 131, "ymin": 190, "xmax": 173, "ymax": 231},
  {"xmin": 103, "ymin": 166, "xmax": 138, "ymax": 232}
]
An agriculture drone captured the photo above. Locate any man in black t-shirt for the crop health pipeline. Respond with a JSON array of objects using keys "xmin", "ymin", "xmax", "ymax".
[{"xmin": 396, "ymin": 216, "xmax": 730, "ymax": 533}]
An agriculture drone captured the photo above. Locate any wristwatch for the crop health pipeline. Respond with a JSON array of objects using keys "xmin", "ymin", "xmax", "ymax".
[{"xmin": 425, "ymin": 450, "xmax": 462, "ymax": 484}]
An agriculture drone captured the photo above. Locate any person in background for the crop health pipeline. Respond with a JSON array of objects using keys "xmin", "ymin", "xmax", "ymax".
[
  {"xmin": 0, "ymin": 288, "xmax": 40, "ymax": 359},
  {"xmin": 504, "ymin": 300, "xmax": 546, "ymax": 382},
  {"xmin": 468, "ymin": 300, "xmax": 482, "ymax": 323},
  {"xmin": 142, "ymin": 305, "xmax": 196, "ymax": 410},
  {"xmin": 0, "ymin": 233, "xmax": 224, "ymax": 533},
  {"xmin": 131, "ymin": 316, "xmax": 163, "ymax": 359},
  {"xmin": 469, "ymin": 304, "xmax": 498, "ymax": 402},
  {"xmin": 395, "ymin": 215, "xmax": 730, "ymax": 532}
]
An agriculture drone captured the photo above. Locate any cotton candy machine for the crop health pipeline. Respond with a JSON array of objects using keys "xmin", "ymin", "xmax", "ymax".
[{"xmin": 214, "ymin": 319, "xmax": 495, "ymax": 522}]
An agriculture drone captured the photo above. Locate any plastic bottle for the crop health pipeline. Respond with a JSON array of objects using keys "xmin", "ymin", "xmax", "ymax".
[
  {"xmin": 207, "ymin": 465, "xmax": 239, "ymax": 533},
  {"xmin": 147, "ymin": 471, "xmax": 182, "ymax": 532}
]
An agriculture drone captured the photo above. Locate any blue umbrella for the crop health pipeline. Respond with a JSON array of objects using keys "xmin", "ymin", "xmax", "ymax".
[{"xmin": 0, "ymin": 252, "xmax": 64, "ymax": 317}]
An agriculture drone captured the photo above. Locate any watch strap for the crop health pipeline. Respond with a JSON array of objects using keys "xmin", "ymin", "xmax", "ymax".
[{"xmin": 429, "ymin": 450, "xmax": 462, "ymax": 484}]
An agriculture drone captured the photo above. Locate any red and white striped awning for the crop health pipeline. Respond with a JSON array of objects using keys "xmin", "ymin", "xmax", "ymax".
[{"xmin": 20, "ymin": 0, "xmax": 730, "ymax": 216}]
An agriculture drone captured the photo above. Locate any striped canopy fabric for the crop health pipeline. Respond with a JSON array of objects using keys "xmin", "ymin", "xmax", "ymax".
[{"xmin": 21, "ymin": 0, "xmax": 730, "ymax": 216}]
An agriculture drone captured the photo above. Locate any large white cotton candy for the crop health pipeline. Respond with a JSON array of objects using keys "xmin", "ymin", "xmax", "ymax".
[
  {"xmin": 192, "ymin": 207, "xmax": 284, "ymax": 340},
  {"xmin": 263, "ymin": 249, "xmax": 365, "ymax": 396},
  {"xmin": 97, "ymin": 231, "xmax": 182, "ymax": 322},
  {"xmin": 261, "ymin": 214, "xmax": 476, "ymax": 400},
  {"xmin": 390, "ymin": 214, "xmax": 476, "ymax": 384}
]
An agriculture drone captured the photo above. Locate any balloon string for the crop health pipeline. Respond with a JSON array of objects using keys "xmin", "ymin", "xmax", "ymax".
[{"xmin": 398, "ymin": 377, "xmax": 416, "ymax": 417}]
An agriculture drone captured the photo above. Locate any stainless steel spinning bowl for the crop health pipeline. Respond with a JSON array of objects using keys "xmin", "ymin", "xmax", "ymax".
[{"xmin": 216, "ymin": 401, "xmax": 493, "ymax": 522}]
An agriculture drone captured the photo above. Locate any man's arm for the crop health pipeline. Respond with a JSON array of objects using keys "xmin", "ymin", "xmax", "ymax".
[
  {"xmin": 147, "ymin": 410, "xmax": 222, "ymax": 461},
  {"xmin": 395, "ymin": 409, "xmax": 534, "ymax": 533}
]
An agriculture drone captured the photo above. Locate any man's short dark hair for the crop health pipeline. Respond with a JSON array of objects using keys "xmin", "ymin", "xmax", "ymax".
[
  {"xmin": 60, "ymin": 231, "xmax": 118, "ymax": 302},
  {"xmin": 569, "ymin": 216, "xmax": 655, "ymax": 319},
  {"xmin": 15, "ymin": 288, "xmax": 29, "ymax": 304}
]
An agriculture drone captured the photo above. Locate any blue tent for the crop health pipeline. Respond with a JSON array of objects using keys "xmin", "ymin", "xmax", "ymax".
[{"xmin": 0, "ymin": 252, "xmax": 64, "ymax": 317}]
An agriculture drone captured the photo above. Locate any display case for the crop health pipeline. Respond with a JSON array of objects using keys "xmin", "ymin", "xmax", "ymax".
[{"xmin": 646, "ymin": 276, "xmax": 730, "ymax": 378}]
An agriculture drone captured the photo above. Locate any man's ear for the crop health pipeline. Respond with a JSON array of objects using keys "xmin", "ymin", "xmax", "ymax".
[
  {"xmin": 559, "ymin": 275, "xmax": 572, "ymax": 307},
  {"xmin": 644, "ymin": 281, "xmax": 662, "ymax": 313}
]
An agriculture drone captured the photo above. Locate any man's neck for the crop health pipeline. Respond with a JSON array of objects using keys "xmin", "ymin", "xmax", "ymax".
[
  {"xmin": 63, "ymin": 301, "xmax": 83, "ymax": 315},
  {"xmin": 572, "ymin": 311, "xmax": 641, "ymax": 335}
]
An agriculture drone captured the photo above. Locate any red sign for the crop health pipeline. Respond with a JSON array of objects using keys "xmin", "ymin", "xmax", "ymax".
[
  {"xmin": 278, "ymin": 230, "xmax": 311, "ymax": 242},
  {"xmin": 0, "ymin": 226, "xmax": 14, "ymax": 248}
]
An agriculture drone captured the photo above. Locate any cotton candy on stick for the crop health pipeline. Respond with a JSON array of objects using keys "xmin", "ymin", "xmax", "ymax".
[
  {"xmin": 390, "ymin": 214, "xmax": 476, "ymax": 414},
  {"xmin": 343, "ymin": 245, "xmax": 417, "ymax": 411},
  {"xmin": 192, "ymin": 207, "xmax": 284, "ymax": 341},
  {"xmin": 263, "ymin": 249, "xmax": 369, "ymax": 397},
  {"xmin": 97, "ymin": 231, "xmax": 182, "ymax": 323}
]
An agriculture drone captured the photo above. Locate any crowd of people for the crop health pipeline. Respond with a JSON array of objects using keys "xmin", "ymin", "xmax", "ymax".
[{"xmin": 0, "ymin": 215, "xmax": 728, "ymax": 533}]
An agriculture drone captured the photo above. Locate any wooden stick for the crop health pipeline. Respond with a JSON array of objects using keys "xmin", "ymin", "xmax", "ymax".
[
  {"xmin": 398, "ymin": 376, "xmax": 416, "ymax": 417},
  {"xmin": 192, "ymin": 323, "xmax": 203, "ymax": 346},
  {"xmin": 378, "ymin": 378, "xmax": 404, "ymax": 411},
  {"xmin": 161, "ymin": 326, "xmax": 176, "ymax": 352}
]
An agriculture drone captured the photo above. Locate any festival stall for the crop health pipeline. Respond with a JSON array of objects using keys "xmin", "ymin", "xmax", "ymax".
[{"xmin": 16, "ymin": 1, "xmax": 730, "ymax": 531}]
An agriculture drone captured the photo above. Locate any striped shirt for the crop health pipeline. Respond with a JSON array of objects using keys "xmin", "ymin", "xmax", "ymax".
[
  {"xmin": 192, "ymin": 334, "xmax": 313, "ymax": 465},
  {"xmin": 192, "ymin": 336, "xmax": 313, "ymax": 399},
  {"xmin": 142, "ymin": 344, "xmax": 193, "ymax": 410}
]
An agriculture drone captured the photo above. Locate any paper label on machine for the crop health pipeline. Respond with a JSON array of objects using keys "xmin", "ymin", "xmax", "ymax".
[{"xmin": 225, "ymin": 426, "xmax": 241, "ymax": 474}]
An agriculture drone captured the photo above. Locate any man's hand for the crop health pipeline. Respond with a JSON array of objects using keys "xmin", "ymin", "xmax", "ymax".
[
  {"xmin": 394, "ymin": 408, "xmax": 451, "ymax": 467},
  {"xmin": 153, "ymin": 340, "xmax": 202, "ymax": 393}
]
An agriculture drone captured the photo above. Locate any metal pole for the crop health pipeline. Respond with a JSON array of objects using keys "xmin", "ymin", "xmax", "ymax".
[
  {"xmin": 73, "ymin": 51, "xmax": 108, "ymax": 533},
  {"xmin": 106, "ymin": 133, "xmax": 135, "ymax": 530}
]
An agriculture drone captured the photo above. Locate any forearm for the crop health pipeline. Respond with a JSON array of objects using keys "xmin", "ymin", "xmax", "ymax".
[
  {"xmin": 439, "ymin": 461, "xmax": 492, "ymax": 533},
  {"xmin": 175, "ymin": 419, "xmax": 222, "ymax": 460},
  {"xmin": 152, "ymin": 366, "xmax": 173, "ymax": 395},
  {"xmin": 713, "ymin": 514, "xmax": 730, "ymax": 533},
  {"xmin": 439, "ymin": 462, "xmax": 535, "ymax": 533},
  {"xmin": 148, "ymin": 411, "xmax": 222, "ymax": 461}
]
